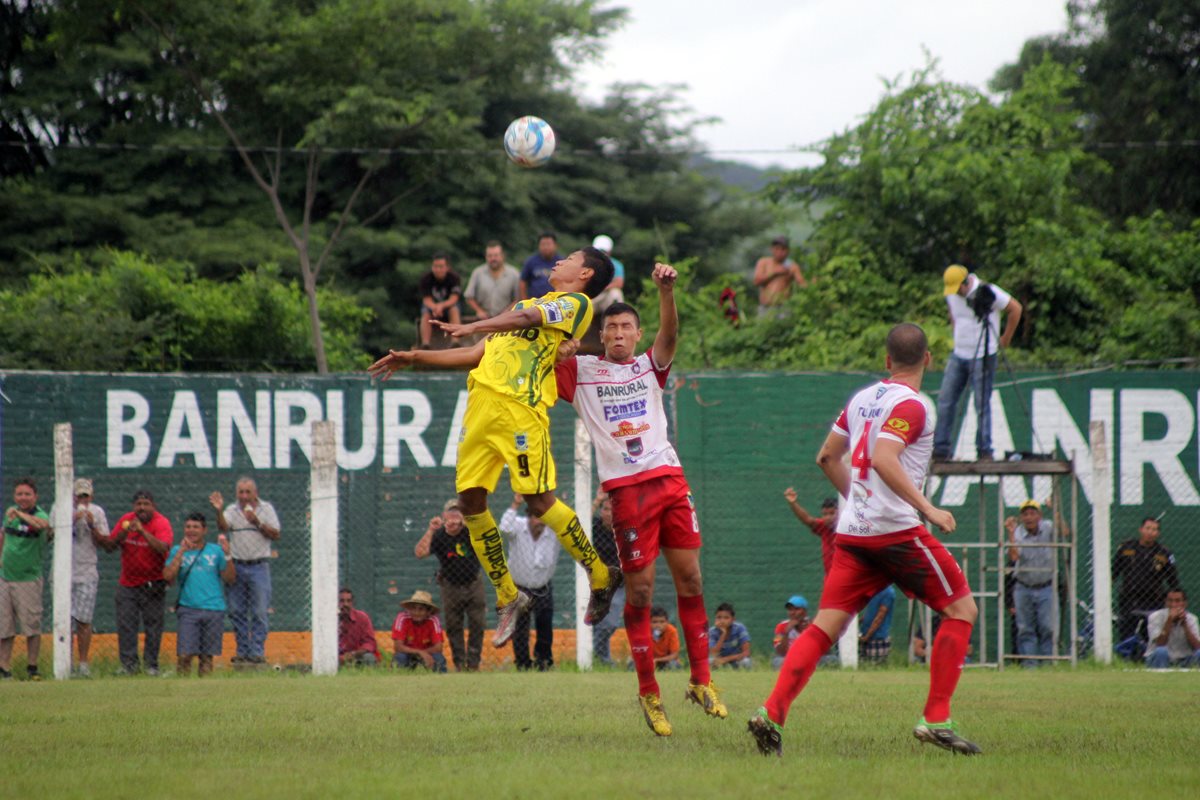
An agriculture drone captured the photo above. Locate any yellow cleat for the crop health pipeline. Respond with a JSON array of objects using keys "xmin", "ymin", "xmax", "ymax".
[
  {"xmin": 639, "ymin": 692, "xmax": 673, "ymax": 737},
  {"xmin": 685, "ymin": 680, "xmax": 728, "ymax": 719}
]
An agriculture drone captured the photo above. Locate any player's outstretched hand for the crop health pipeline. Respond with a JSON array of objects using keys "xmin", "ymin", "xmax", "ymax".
[
  {"xmin": 783, "ymin": 487, "xmax": 798, "ymax": 503},
  {"xmin": 431, "ymin": 319, "xmax": 473, "ymax": 338},
  {"xmin": 652, "ymin": 262, "xmax": 677, "ymax": 289},
  {"xmin": 368, "ymin": 350, "xmax": 416, "ymax": 380},
  {"xmin": 927, "ymin": 507, "xmax": 956, "ymax": 534},
  {"xmin": 556, "ymin": 338, "xmax": 581, "ymax": 363}
]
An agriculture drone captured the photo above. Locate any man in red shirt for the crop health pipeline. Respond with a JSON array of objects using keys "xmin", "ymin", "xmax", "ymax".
[
  {"xmin": 784, "ymin": 490, "xmax": 838, "ymax": 575},
  {"xmin": 392, "ymin": 590, "xmax": 447, "ymax": 672},
  {"xmin": 337, "ymin": 588, "xmax": 380, "ymax": 667},
  {"xmin": 105, "ymin": 490, "xmax": 173, "ymax": 675}
]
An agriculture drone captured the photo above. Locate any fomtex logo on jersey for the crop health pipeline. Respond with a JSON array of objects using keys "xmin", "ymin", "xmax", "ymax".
[{"xmin": 603, "ymin": 399, "xmax": 648, "ymax": 422}]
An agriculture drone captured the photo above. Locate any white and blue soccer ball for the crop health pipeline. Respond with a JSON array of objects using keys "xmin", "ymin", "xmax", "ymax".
[{"xmin": 503, "ymin": 116, "xmax": 556, "ymax": 168}]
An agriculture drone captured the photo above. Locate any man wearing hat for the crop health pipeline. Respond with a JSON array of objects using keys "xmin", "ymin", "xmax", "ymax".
[
  {"xmin": 771, "ymin": 595, "xmax": 810, "ymax": 670},
  {"xmin": 1004, "ymin": 499, "xmax": 1068, "ymax": 667},
  {"xmin": 391, "ymin": 590, "xmax": 447, "ymax": 672},
  {"xmin": 934, "ymin": 265, "xmax": 1022, "ymax": 461},
  {"xmin": 753, "ymin": 235, "xmax": 807, "ymax": 317},
  {"xmin": 64, "ymin": 478, "xmax": 110, "ymax": 677},
  {"xmin": 590, "ymin": 234, "xmax": 626, "ymax": 313},
  {"xmin": 413, "ymin": 499, "xmax": 485, "ymax": 671}
]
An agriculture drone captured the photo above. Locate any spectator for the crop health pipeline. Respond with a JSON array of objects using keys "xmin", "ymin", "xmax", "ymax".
[
  {"xmin": 650, "ymin": 606, "xmax": 681, "ymax": 670},
  {"xmin": 933, "ymin": 265, "xmax": 1023, "ymax": 461},
  {"xmin": 519, "ymin": 231, "xmax": 561, "ymax": 299},
  {"xmin": 0, "ymin": 478, "xmax": 51, "ymax": 680},
  {"xmin": 164, "ymin": 513, "xmax": 235, "ymax": 677},
  {"xmin": 109, "ymin": 489, "xmax": 173, "ymax": 675},
  {"xmin": 590, "ymin": 491, "xmax": 625, "ymax": 666},
  {"xmin": 337, "ymin": 588, "xmax": 380, "ymax": 667},
  {"xmin": 464, "ymin": 241, "xmax": 520, "ymax": 320},
  {"xmin": 391, "ymin": 590, "xmax": 447, "ymax": 672},
  {"xmin": 499, "ymin": 494, "xmax": 561, "ymax": 671},
  {"xmin": 590, "ymin": 234, "xmax": 626, "ymax": 313},
  {"xmin": 784, "ymin": 489, "xmax": 838, "ymax": 576},
  {"xmin": 418, "ymin": 252, "xmax": 463, "ymax": 346},
  {"xmin": 709, "ymin": 602, "xmax": 752, "ymax": 669},
  {"xmin": 1112, "ymin": 516, "xmax": 1181, "ymax": 645},
  {"xmin": 210, "ymin": 478, "xmax": 280, "ymax": 665},
  {"xmin": 414, "ymin": 499, "xmax": 485, "ymax": 671},
  {"xmin": 1005, "ymin": 499, "xmax": 1069, "ymax": 667},
  {"xmin": 772, "ymin": 595, "xmax": 810, "ymax": 670},
  {"xmin": 59, "ymin": 478, "xmax": 110, "ymax": 677},
  {"xmin": 752, "ymin": 235, "xmax": 807, "ymax": 316},
  {"xmin": 1144, "ymin": 590, "xmax": 1200, "ymax": 669},
  {"xmin": 859, "ymin": 585, "xmax": 897, "ymax": 665}
]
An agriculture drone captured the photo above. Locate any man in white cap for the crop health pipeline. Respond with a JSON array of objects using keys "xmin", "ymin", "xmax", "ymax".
[
  {"xmin": 65, "ymin": 478, "xmax": 110, "ymax": 676},
  {"xmin": 591, "ymin": 234, "xmax": 625, "ymax": 313}
]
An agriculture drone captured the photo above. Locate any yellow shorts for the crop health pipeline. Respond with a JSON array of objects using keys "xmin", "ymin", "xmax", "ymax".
[{"xmin": 455, "ymin": 385, "xmax": 557, "ymax": 495}]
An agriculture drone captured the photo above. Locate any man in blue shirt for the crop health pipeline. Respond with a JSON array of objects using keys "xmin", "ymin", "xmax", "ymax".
[
  {"xmin": 858, "ymin": 585, "xmax": 896, "ymax": 664},
  {"xmin": 164, "ymin": 513, "xmax": 236, "ymax": 677},
  {"xmin": 519, "ymin": 231, "xmax": 562, "ymax": 299},
  {"xmin": 709, "ymin": 602, "xmax": 752, "ymax": 669}
]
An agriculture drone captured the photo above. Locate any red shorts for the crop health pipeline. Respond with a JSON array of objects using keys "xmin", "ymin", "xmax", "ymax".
[
  {"xmin": 609, "ymin": 475, "xmax": 701, "ymax": 573},
  {"xmin": 820, "ymin": 526, "xmax": 972, "ymax": 614}
]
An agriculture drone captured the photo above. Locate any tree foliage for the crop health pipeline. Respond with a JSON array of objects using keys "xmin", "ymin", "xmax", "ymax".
[
  {"xmin": 0, "ymin": 250, "xmax": 372, "ymax": 372},
  {"xmin": 992, "ymin": 0, "xmax": 1200, "ymax": 221}
]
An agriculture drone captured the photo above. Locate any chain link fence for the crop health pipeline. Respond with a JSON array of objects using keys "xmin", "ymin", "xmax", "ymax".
[{"xmin": 0, "ymin": 367, "xmax": 1196, "ymax": 677}]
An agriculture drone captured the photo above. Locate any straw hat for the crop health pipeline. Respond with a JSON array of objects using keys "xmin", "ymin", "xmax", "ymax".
[{"xmin": 400, "ymin": 590, "xmax": 439, "ymax": 613}]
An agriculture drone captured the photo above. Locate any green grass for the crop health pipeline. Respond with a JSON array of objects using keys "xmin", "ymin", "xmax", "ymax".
[{"xmin": 3, "ymin": 666, "xmax": 1197, "ymax": 798}]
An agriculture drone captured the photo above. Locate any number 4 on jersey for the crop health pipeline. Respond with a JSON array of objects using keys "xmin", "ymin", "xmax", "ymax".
[{"xmin": 851, "ymin": 421, "xmax": 872, "ymax": 478}]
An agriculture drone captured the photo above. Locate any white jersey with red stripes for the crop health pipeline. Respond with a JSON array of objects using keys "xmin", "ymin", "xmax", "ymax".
[
  {"xmin": 555, "ymin": 351, "xmax": 684, "ymax": 491},
  {"xmin": 832, "ymin": 379, "xmax": 933, "ymax": 537}
]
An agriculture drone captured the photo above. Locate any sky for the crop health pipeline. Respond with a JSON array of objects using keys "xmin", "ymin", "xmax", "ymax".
[{"xmin": 576, "ymin": 0, "xmax": 1071, "ymax": 169}]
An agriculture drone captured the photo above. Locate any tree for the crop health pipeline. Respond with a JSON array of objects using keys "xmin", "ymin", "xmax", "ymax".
[
  {"xmin": 0, "ymin": 250, "xmax": 372, "ymax": 372},
  {"xmin": 992, "ymin": 0, "xmax": 1200, "ymax": 221}
]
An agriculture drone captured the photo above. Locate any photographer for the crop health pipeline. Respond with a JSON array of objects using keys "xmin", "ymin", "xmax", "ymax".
[{"xmin": 933, "ymin": 265, "xmax": 1022, "ymax": 461}]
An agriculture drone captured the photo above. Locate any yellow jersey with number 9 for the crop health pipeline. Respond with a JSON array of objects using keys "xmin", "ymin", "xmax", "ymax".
[{"xmin": 467, "ymin": 291, "xmax": 593, "ymax": 412}]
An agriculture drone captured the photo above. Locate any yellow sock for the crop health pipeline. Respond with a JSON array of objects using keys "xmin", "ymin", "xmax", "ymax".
[
  {"xmin": 540, "ymin": 499, "xmax": 610, "ymax": 590},
  {"xmin": 464, "ymin": 510, "xmax": 518, "ymax": 607}
]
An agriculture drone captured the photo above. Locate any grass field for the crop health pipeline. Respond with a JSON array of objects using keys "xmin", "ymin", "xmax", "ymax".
[{"xmin": 3, "ymin": 666, "xmax": 1197, "ymax": 798}]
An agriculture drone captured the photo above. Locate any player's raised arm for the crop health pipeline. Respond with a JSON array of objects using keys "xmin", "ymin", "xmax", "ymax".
[
  {"xmin": 651, "ymin": 263, "xmax": 678, "ymax": 368},
  {"xmin": 872, "ymin": 438, "xmax": 955, "ymax": 533},
  {"xmin": 432, "ymin": 305, "xmax": 543, "ymax": 339},
  {"xmin": 368, "ymin": 338, "xmax": 485, "ymax": 380}
]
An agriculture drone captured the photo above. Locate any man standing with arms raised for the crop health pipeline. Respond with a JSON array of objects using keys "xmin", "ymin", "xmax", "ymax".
[
  {"xmin": 748, "ymin": 323, "xmax": 981, "ymax": 757},
  {"xmin": 556, "ymin": 263, "xmax": 727, "ymax": 737}
]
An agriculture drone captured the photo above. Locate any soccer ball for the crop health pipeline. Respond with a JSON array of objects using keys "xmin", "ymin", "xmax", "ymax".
[{"xmin": 504, "ymin": 116, "xmax": 556, "ymax": 167}]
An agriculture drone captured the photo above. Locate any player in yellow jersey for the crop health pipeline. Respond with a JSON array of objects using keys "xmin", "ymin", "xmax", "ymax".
[{"xmin": 369, "ymin": 247, "xmax": 621, "ymax": 647}]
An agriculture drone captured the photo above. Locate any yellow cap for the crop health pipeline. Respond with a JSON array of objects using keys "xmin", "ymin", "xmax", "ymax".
[
  {"xmin": 943, "ymin": 265, "xmax": 968, "ymax": 296},
  {"xmin": 1020, "ymin": 499, "xmax": 1041, "ymax": 512}
]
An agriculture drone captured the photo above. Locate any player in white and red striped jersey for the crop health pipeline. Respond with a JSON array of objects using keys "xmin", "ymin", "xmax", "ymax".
[
  {"xmin": 748, "ymin": 323, "xmax": 982, "ymax": 758},
  {"xmin": 556, "ymin": 262, "xmax": 726, "ymax": 737}
]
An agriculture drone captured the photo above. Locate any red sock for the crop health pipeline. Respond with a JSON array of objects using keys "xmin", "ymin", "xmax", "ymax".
[
  {"xmin": 764, "ymin": 625, "xmax": 832, "ymax": 726},
  {"xmin": 924, "ymin": 618, "xmax": 972, "ymax": 723},
  {"xmin": 624, "ymin": 603, "xmax": 659, "ymax": 696},
  {"xmin": 676, "ymin": 594, "xmax": 711, "ymax": 686}
]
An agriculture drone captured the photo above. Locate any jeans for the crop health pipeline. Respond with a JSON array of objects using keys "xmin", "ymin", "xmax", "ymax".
[
  {"xmin": 227, "ymin": 562, "xmax": 271, "ymax": 659},
  {"xmin": 1014, "ymin": 583, "xmax": 1055, "ymax": 667},
  {"xmin": 1145, "ymin": 646, "xmax": 1200, "ymax": 669},
  {"xmin": 934, "ymin": 353, "xmax": 997, "ymax": 458},
  {"xmin": 439, "ymin": 575, "xmax": 486, "ymax": 671},
  {"xmin": 592, "ymin": 586, "xmax": 625, "ymax": 665},
  {"xmin": 115, "ymin": 581, "xmax": 165, "ymax": 671},
  {"xmin": 512, "ymin": 583, "xmax": 554, "ymax": 671},
  {"xmin": 393, "ymin": 652, "xmax": 447, "ymax": 672}
]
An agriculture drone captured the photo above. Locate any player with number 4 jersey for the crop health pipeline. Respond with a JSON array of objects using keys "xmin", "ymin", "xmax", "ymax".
[
  {"xmin": 369, "ymin": 247, "xmax": 621, "ymax": 652},
  {"xmin": 748, "ymin": 323, "xmax": 982, "ymax": 758},
  {"xmin": 556, "ymin": 262, "xmax": 726, "ymax": 739}
]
